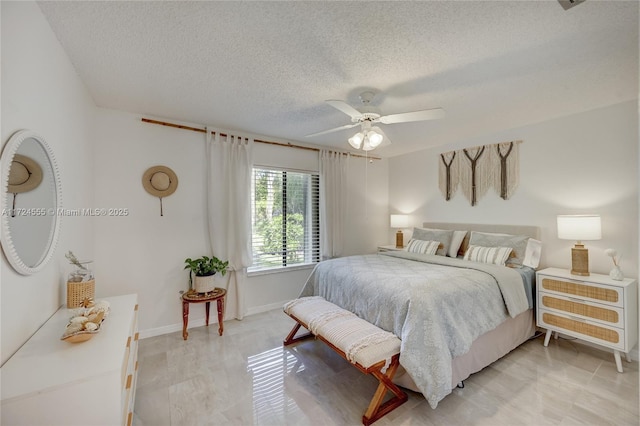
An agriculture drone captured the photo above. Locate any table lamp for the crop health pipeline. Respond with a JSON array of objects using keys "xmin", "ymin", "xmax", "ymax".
[
  {"xmin": 557, "ymin": 214, "xmax": 601, "ymax": 276},
  {"xmin": 390, "ymin": 214, "xmax": 409, "ymax": 248}
]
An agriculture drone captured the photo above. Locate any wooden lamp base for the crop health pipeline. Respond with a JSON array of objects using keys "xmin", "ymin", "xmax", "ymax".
[
  {"xmin": 570, "ymin": 243, "xmax": 590, "ymax": 276},
  {"xmin": 395, "ymin": 231, "xmax": 404, "ymax": 249}
]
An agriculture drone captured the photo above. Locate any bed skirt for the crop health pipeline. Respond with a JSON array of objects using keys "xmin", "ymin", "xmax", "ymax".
[{"xmin": 393, "ymin": 309, "xmax": 535, "ymax": 392}]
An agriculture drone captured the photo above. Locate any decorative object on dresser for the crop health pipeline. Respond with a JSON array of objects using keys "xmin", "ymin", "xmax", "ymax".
[
  {"xmin": 556, "ymin": 214, "xmax": 601, "ymax": 276},
  {"xmin": 439, "ymin": 140, "xmax": 521, "ymax": 205},
  {"xmin": 1, "ymin": 294, "xmax": 139, "ymax": 426},
  {"xmin": 536, "ymin": 268, "xmax": 637, "ymax": 373},
  {"xmin": 390, "ymin": 214, "xmax": 409, "ymax": 248},
  {"xmin": 184, "ymin": 255, "xmax": 229, "ymax": 293},
  {"xmin": 142, "ymin": 165, "xmax": 178, "ymax": 216},
  {"xmin": 65, "ymin": 250, "xmax": 95, "ymax": 308},
  {"xmin": 61, "ymin": 298, "xmax": 110, "ymax": 343},
  {"xmin": 605, "ymin": 248, "xmax": 624, "ymax": 281}
]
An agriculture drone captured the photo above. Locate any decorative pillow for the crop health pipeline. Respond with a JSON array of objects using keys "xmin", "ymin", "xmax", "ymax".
[
  {"xmin": 405, "ymin": 239, "xmax": 440, "ymax": 255},
  {"xmin": 464, "ymin": 245, "xmax": 513, "ymax": 266},
  {"xmin": 448, "ymin": 230, "xmax": 467, "ymax": 257},
  {"xmin": 468, "ymin": 231, "xmax": 529, "ymax": 267},
  {"xmin": 523, "ymin": 238, "xmax": 542, "ymax": 269},
  {"xmin": 411, "ymin": 228, "xmax": 454, "ymax": 256}
]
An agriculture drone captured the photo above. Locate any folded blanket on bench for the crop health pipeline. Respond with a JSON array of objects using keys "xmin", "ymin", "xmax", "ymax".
[{"xmin": 284, "ymin": 296, "xmax": 401, "ymax": 368}]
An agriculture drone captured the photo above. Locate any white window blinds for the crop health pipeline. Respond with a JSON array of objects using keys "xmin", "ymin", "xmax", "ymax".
[{"xmin": 250, "ymin": 167, "xmax": 320, "ymax": 270}]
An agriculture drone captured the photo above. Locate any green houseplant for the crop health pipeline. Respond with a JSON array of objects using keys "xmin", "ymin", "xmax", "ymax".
[{"xmin": 184, "ymin": 255, "xmax": 229, "ymax": 293}]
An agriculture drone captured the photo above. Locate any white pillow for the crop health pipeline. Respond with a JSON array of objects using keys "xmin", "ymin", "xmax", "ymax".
[
  {"xmin": 464, "ymin": 245, "xmax": 513, "ymax": 266},
  {"xmin": 405, "ymin": 239, "xmax": 440, "ymax": 255},
  {"xmin": 523, "ymin": 238, "xmax": 542, "ymax": 268},
  {"xmin": 411, "ymin": 228, "xmax": 454, "ymax": 256},
  {"xmin": 468, "ymin": 231, "xmax": 529, "ymax": 267},
  {"xmin": 448, "ymin": 230, "xmax": 467, "ymax": 257}
]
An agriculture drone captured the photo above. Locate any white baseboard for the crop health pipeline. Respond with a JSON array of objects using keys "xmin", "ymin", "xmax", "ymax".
[
  {"xmin": 245, "ymin": 300, "xmax": 288, "ymax": 316},
  {"xmin": 139, "ymin": 301, "xmax": 289, "ymax": 340},
  {"xmin": 138, "ymin": 318, "xmax": 208, "ymax": 339}
]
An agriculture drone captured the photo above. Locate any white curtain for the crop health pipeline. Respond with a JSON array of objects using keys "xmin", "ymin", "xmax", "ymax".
[
  {"xmin": 206, "ymin": 128, "xmax": 253, "ymax": 320},
  {"xmin": 319, "ymin": 150, "xmax": 349, "ymax": 260}
]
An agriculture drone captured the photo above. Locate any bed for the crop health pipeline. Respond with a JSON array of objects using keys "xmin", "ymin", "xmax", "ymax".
[{"xmin": 297, "ymin": 222, "xmax": 540, "ymax": 408}]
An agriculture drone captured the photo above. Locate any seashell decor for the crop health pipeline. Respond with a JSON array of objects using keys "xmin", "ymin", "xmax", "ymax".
[{"xmin": 61, "ymin": 298, "xmax": 110, "ymax": 343}]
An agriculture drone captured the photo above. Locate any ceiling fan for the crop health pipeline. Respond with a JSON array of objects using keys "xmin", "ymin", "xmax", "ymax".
[{"xmin": 306, "ymin": 91, "xmax": 445, "ymax": 151}]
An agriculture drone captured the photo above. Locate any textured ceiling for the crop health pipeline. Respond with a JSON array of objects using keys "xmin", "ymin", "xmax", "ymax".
[{"xmin": 38, "ymin": 1, "xmax": 638, "ymax": 157}]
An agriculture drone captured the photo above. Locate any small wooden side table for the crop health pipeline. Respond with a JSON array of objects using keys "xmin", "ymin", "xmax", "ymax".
[{"xmin": 181, "ymin": 288, "xmax": 226, "ymax": 340}]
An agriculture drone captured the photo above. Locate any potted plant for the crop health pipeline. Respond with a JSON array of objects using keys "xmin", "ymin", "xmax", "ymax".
[{"xmin": 184, "ymin": 255, "xmax": 229, "ymax": 293}]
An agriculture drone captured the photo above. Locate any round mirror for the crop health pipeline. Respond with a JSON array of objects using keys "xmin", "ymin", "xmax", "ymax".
[{"xmin": 1, "ymin": 130, "xmax": 62, "ymax": 275}]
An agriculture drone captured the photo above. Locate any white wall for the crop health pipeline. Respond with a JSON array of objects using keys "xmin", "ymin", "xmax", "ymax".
[
  {"xmin": 1, "ymin": 2, "xmax": 96, "ymax": 364},
  {"xmin": 389, "ymin": 100, "xmax": 639, "ymax": 279},
  {"xmin": 93, "ymin": 108, "xmax": 389, "ymax": 337}
]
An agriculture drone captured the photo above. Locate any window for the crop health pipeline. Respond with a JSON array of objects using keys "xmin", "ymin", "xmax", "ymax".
[{"xmin": 250, "ymin": 167, "xmax": 320, "ymax": 271}]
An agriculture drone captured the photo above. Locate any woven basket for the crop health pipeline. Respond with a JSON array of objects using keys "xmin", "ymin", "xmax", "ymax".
[{"xmin": 66, "ymin": 279, "xmax": 96, "ymax": 308}]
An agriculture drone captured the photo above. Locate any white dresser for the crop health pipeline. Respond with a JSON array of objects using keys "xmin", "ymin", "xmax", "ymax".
[
  {"xmin": 536, "ymin": 268, "xmax": 637, "ymax": 372},
  {"xmin": 1, "ymin": 294, "xmax": 139, "ymax": 425}
]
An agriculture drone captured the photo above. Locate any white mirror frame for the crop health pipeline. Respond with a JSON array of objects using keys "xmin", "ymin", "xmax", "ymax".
[{"xmin": 0, "ymin": 130, "xmax": 62, "ymax": 275}]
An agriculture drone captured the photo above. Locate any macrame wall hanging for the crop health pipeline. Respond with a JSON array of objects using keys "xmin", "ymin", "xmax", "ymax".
[{"xmin": 439, "ymin": 140, "xmax": 521, "ymax": 206}]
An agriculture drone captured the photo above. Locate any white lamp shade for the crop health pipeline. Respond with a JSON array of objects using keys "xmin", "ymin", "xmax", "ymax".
[
  {"xmin": 367, "ymin": 130, "xmax": 383, "ymax": 147},
  {"xmin": 390, "ymin": 214, "xmax": 409, "ymax": 228},
  {"xmin": 557, "ymin": 215, "xmax": 602, "ymax": 241},
  {"xmin": 361, "ymin": 138, "xmax": 375, "ymax": 151},
  {"xmin": 348, "ymin": 132, "xmax": 363, "ymax": 149}
]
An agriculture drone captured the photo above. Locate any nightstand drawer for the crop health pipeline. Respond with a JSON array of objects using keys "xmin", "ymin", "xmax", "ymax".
[
  {"xmin": 539, "ymin": 276, "xmax": 623, "ymax": 307},
  {"xmin": 539, "ymin": 310, "xmax": 624, "ymax": 351},
  {"xmin": 538, "ymin": 293, "xmax": 623, "ymax": 327}
]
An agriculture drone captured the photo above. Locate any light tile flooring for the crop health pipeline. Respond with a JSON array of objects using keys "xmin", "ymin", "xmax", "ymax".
[{"xmin": 134, "ymin": 309, "xmax": 639, "ymax": 425}]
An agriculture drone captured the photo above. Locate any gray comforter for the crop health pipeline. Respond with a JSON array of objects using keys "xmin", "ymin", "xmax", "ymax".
[{"xmin": 299, "ymin": 251, "xmax": 529, "ymax": 408}]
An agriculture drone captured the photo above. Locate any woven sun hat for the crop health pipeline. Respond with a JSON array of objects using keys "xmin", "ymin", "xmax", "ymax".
[
  {"xmin": 142, "ymin": 165, "xmax": 178, "ymax": 198},
  {"xmin": 8, "ymin": 154, "xmax": 43, "ymax": 193}
]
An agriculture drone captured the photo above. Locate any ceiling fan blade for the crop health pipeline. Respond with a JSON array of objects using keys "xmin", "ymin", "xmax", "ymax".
[
  {"xmin": 378, "ymin": 108, "xmax": 445, "ymax": 125},
  {"xmin": 325, "ymin": 100, "xmax": 363, "ymax": 119},
  {"xmin": 305, "ymin": 122, "xmax": 360, "ymax": 138}
]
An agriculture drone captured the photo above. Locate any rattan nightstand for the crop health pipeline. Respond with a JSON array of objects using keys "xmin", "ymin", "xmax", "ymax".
[{"xmin": 536, "ymin": 267, "xmax": 637, "ymax": 372}]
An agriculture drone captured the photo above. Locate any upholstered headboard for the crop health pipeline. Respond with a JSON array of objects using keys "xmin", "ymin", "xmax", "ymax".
[{"xmin": 421, "ymin": 222, "xmax": 541, "ymax": 257}]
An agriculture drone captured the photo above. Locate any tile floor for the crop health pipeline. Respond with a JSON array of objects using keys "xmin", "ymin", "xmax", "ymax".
[{"xmin": 134, "ymin": 309, "xmax": 639, "ymax": 425}]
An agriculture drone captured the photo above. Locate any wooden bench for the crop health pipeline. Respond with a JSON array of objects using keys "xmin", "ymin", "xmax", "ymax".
[{"xmin": 283, "ymin": 296, "xmax": 407, "ymax": 425}]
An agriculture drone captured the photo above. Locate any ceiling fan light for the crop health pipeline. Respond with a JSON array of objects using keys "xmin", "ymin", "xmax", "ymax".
[
  {"xmin": 362, "ymin": 138, "xmax": 375, "ymax": 151},
  {"xmin": 367, "ymin": 130, "xmax": 383, "ymax": 147},
  {"xmin": 348, "ymin": 132, "xmax": 364, "ymax": 149}
]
